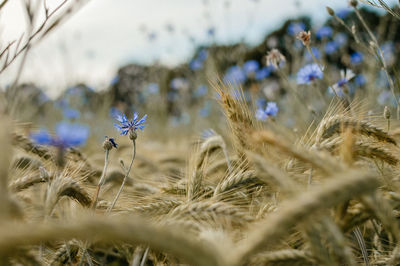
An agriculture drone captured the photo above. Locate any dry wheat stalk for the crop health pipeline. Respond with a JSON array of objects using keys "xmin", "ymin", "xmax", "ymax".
[
  {"xmin": 9, "ymin": 173, "xmax": 48, "ymax": 192},
  {"xmin": 316, "ymin": 115, "xmax": 396, "ymax": 145},
  {"xmin": 0, "ymin": 215, "xmax": 225, "ymax": 266},
  {"xmin": 251, "ymin": 130, "xmax": 343, "ymax": 174},
  {"xmin": 319, "ymin": 137, "xmax": 399, "ymax": 165},
  {"xmin": 230, "ymin": 169, "xmax": 379, "ymax": 266},
  {"xmin": 212, "ymin": 81, "xmax": 255, "ymax": 162},
  {"xmin": 168, "ymin": 200, "xmax": 253, "ymax": 223},
  {"xmin": 250, "ymin": 249, "xmax": 316, "ymax": 265},
  {"xmin": 49, "ymin": 242, "xmax": 79, "ymax": 266},
  {"xmin": 132, "ymin": 199, "xmax": 182, "ymax": 216}
]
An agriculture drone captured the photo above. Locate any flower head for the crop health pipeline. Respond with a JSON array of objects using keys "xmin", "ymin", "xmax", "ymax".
[
  {"xmin": 350, "ymin": 52, "xmax": 363, "ymax": 65},
  {"xmin": 266, "ymin": 49, "xmax": 286, "ymax": 69},
  {"xmin": 287, "ymin": 22, "xmax": 306, "ymax": 36},
  {"xmin": 316, "ymin": 26, "xmax": 333, "ymax": 40},
  {"xmin": 256, "ymin": 102, "xmax": 279, "ymax": 121},
  {"xmin": 114, "ymin": 112, "xmax": 147, "ymax": 136},
  {"xmin": 329, "ymin": 69, "xmax": 355, "ymax": 96},
  {"xmin": 31, "ymin": 122, "xmax": 89, "ymax": 149},
  {"xmin": 296, "ymin": 63, "xmax": 323, "ymax": 85},
  {"xmin": 296, "ymin": 31, "xmax": 311, "ymax": 46}
]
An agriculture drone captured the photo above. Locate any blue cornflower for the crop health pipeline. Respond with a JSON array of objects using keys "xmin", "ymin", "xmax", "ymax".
[
  {"xmin": 243, "ymin": 60, "xmax": 260, "ymax": 76},
  {"xmin": 189, "ymin": 59, "xmax": 203, "ymax": 70},
  {"xmin": 63, "ymin": 108, "xmax": 80, "ymax": 119},
  {"xmin": 255, "ymin": 67, "xmax": 272, "ymax": 81},
  {"xmin": 31, "ymin": 122, "xmax": 89, "ymax": 148},
  {"xmin": 296, "ymin": 64, "xmax": 323, "ymax": 85},
  {"xmin": 114, "ymin": 112, "xmax": 147, "ymax": 135},
  {"xmin": 337, "ymin": 8, "xmax": 350, "ymax": 19},
  {"xmin": 329, "ymin": 69, "xmax": 355, "ymax": 96},
  {"xmin": 256, "ymin": 102, "xmax": 278, "ymax": 121},
  {"xmin": 170, "ymin": 78, "xmax": 188, "ymax": 90},
  {"xmin": 350, "ymin": 52, "xmax": 364, "ymax": 65},
  {"xmin": 207, "ymin": 27, "xmax": 216, "ymax": 37},
  {"xmin": 316, "ymin": 26, "xmax": 333, "ymax": 40},
  {"xmin": 324, "ymin": 41, "xmax": 339, "ymax": 55},
  {"xmin": 147, "ymin": 83, "xmax": 160, "ymax": 94},
  {"xmin": 355, "ymin": 74, "xmax": 366, "ymax": 86},
  {"xmin": 334, "ymin": 32, "xmax": 348, "ymax": 47},
  {"xmin": 223, "ymin": 65, "xmax": 247, "ymax": 84},
  {"xmin": 198, "ymin": 49, "xmax": 208, "ymax": 61},
  {"xmin": 194, "ymin": 85, "xmax": 208, "ymax": 98},
  {"xmin": 287, "ymin": 22, "xmax": 306, "ymax": 36}
]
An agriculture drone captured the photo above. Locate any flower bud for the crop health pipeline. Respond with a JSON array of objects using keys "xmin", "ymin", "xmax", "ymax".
[
  {"xmin": 349, "ymin": 0, "xmax": 358, "ymax": 7},
  {"xmin": 326, "ymin": 6, "xmax": 335, "ymax": 16},
  {"xmin": 129, "ymin": 130, "xmax": 137, "ymax": 140},
  {"xmin": 384, "ymin": 106, "xmax": 391, "ymax": 120}
]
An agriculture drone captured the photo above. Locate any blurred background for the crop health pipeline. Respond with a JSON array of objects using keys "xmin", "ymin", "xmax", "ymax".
[{"xmin": 2, "ymin": 0, "xmax": 395, "ymax": 94}]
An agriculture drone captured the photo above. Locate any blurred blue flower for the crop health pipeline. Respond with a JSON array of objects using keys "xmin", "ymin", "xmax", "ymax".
[
  {"xmin": 287, "ymin": 22, "xmax": 306, "ymax": 36},
  {"xmin": 296, "ymin": 63, "xmax": 323, "ymax": 84},
  {"xmin": 170, "ymin": 77, "xmax": 188, "ymax": 90},
  {"xmin": 305, "ymin": 47, "xmax": 321, "ymax": 61},
  {"xmin": 337, "ymin": 8, "xmax": 350, "ymax": 19},
  {"xmin": 63, "ymin": 108, "xmax": 80, "ymax": 119},
  {"xmin": 199, "ymin": 101, "xmax": 211, "ymax": 117},
  {"xmin": 148, "ymin": 32, "xmax": 157, "ymax": 41},
  {"xmin": 324, "ymin": 41, "xmax": 339, "ymax": 55},
  {"xmin": 198, "ymin": 49, "xmax": 209, "ymax": 61},
  {"xmin": 377, "ymin": 90, "xmax": 395, "ymax": 106},
  {"xmin": 255, "ymin": 67, "xmax": 272, "ymax": 80},
  {"xmin": 380, "ymin": 42, "xmax": 395, "ymax": 63},
  {"xmin": 334, "ymin": 33, "xmax": 348, "ymax": 47},
  {"xmin": 147, "ymin": 83, "xmax": 160, "ymax": 94},
  {"xmin": 207, "ymin": 27, "xmax": 216, "ymax": 37},
  {"xmin": 316, "ymin": 26, "xmax": 333, "ymax": 40},
  {"xmin": 114, "ymin": 112, "xmax": 147, "ymax": 135},
  {"xmin": 190, "ymin": 59, "xmax": 203, "ymax": 70},
  {"xmin": 355, "ymin": 74, "xmax": 366, "ymax": 86},
  {"xmin": 31, "ymin": 122, "xmax": 89, "ymax": 148},
  {"xmin": 223, "ymin": 65, "xmax": 246, "ymax": 84},
  {"xmin": 243, "ymin": 60, "xmax": 259, "ymax": 76},
  {"xmin": 350, "ymin": 52, "xmax": 364, "ymax": 65},
  {"xmin": 194, "ymin": 85, "xmax": 208, "ymax": 98},
  {"xmin": 256, "ymin": 102, "xmax": 278, "ymax": 121},
  {"xmin": 31, "ymin": 130, "xmax": 52, "ymax": 146}
]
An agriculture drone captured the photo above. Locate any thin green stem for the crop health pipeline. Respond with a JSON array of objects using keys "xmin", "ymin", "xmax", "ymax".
[
  {"xmin": 108, "ymin": 140, "xmax": 136, "ymax": 213},
  {"xmin": 91, "ymin": 149, "xmax": 109, "ymax": 210}
]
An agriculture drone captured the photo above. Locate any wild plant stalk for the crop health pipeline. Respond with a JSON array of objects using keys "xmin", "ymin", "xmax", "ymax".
[
  {"xmin": 353, "ymin": 6, "xmax": 400, "ymax": 117},
  {"xmin": 91, "ymin": 149, "xmax": 110, "ymax": 209},
  {"xmin": 108, "ymin": 140, "xmax": 136, "ymax": 213}
]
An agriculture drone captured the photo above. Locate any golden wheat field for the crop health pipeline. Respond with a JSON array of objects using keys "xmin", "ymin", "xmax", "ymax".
[{"xmin": 2, "ymin": 0, "xmax": 400, "ymax": 265}]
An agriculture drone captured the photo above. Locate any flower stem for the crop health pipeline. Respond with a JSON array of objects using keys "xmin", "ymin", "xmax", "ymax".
[
  {"xmin": 108, "ymin": 140, "xmax": 136, "ymax": 213},
  {"xmin": 91, "ymin": 149, "xmax": 109, "ymax": 210}
]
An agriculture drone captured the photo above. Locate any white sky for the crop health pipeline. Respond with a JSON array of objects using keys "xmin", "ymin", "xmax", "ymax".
[{"xmin": 0, "ymin": 0, "xmax": 397, "ymax": 96}]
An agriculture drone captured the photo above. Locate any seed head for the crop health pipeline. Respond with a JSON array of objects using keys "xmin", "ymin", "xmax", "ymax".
[
  {"xmin": 103, "ymin": 136, "xmax": 118, "ymax": 150},
  {"xmin": 384, "ymin": 106, "xmax": 391, "ymax": 120},
  {"xmin": 296, "ymin": 31, "xmax": 311, "ymax": 46},
  {"xmin": 266, "ymin": 49, "xmax": 286, "ymax": 69},
  {"xmin": 349, "ymin": 0, "xmax": 358, "ymax": 7},
  {"xmin": 326, "ymin": 6, "xmax": 335, "ymax": 16},
  {"xmin": 129, "ymin": 130, "xmax": 137, "ymax": 140}
]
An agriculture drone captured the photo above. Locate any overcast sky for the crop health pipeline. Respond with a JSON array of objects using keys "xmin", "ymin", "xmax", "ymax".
[{"xmin": 0, "ymin": 0, "xmax": 397, "ymax": 96}]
